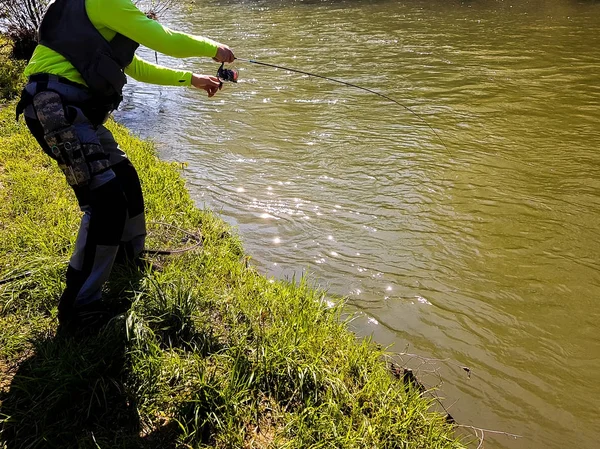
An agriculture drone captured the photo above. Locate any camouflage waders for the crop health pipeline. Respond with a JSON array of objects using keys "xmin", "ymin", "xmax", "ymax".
[{"xmin": 19, "ymin": 75, "xmax": 146, "ymax": 327}]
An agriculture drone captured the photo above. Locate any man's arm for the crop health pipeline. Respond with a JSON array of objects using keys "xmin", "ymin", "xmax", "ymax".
[
  {"xmin": 125, "ymin": 55, "xmax": 194, "ymax": 86},
  {"xmin": 89, "ymin": 0, "xmax": 233, "ymax": 61},
  {"xmin": 126, "ymin": 56, "xmax": 222, "ymax": 96}
]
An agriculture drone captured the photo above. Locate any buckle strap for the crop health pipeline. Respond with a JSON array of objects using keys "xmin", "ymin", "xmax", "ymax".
[
  {"xmin": 16, "ymin": 79, "xmax": 49, "ymax": 122},
  {"xmin": 28, "ymin": 74, "xmax": 87, "ymax": 90},
  {"xmin": 16, "ymin": 90, "xmax": 32, "ymax": 122},
  {"xmin": 18, "ymin": 74, "xmax": 116, "ymax": 126}
]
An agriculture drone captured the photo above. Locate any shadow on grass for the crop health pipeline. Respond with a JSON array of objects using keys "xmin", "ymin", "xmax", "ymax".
[
  {"xmin": 0, "ymin": 266, "xmax": 183, "ymax": 449},
  {"xmin": 0, "ymin": 323, "xmax": 138, "ymax": 449}
]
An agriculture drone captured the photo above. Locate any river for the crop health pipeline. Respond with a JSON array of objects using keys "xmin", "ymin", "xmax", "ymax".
[{"xmin": 115, "ymin": 0, "xmax": 600, "ymax": 447}]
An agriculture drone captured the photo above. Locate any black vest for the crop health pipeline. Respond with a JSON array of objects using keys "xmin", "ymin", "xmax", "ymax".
[{"xmin": 38, "ymin": 0, "xmax": 140, "ymax": 106}]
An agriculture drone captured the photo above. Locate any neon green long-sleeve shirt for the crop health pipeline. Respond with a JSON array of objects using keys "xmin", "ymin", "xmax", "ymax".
[{"xmin": 24, "ymin": 0, "xmax": 220, "ymax": 87}]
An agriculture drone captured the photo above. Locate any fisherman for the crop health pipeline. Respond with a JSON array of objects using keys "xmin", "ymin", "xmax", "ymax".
[{"xmin": 16, "ymin": 0, "xmax": 235, "ymax": 331}]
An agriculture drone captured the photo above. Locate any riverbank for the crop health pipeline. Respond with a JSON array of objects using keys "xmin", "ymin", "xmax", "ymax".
[{"xmin": 0, "ymin": 99, "xmax": 464, "ymax": 447}]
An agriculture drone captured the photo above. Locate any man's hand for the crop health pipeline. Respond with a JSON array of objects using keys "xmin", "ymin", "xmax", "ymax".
[
  {"xmin": 191, "ymin": 74, "xmax": 222, "ymax": 97},
  {"xmin": 213, "ymin": 45, "xmax": 235, "ymax": 63}
]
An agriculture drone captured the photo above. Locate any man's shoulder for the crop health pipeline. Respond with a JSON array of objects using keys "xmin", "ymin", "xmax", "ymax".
[
  {"xmin": 87, "ymin": 0, "xmax": 143, "ymax": 23},
  {"xmin": 87, "ymin": 0, "xmax": 137, "ymax": 11}
]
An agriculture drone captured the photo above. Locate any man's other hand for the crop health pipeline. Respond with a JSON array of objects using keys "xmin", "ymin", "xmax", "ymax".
[
  {"xmin": 213, "ymin": 45, "xmax": 235, "ymax": 63},
  {"xmin": 191, "ymin": 74, "xmax": 222, "ymax": 97}
]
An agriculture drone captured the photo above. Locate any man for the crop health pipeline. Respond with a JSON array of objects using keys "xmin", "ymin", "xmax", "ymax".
[{"xmin": 16, "ymin": 0, "xmax": 235, "ymax": 331}]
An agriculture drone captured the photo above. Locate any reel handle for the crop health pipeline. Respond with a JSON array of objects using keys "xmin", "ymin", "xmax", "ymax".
[{"xmin": 217, "ymin": 62, "xmax": 238, "ymax": 85}]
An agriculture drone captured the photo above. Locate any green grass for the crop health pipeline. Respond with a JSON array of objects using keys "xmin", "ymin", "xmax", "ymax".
[{"xmin": 0, "ymin": 103, "xmax": 465, "ymax": 449}]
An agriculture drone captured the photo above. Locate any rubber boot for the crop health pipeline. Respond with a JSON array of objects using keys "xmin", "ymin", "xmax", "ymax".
[
  {"xmin": 57, "ymin": 266, "xmax": 113, "ymax": 335},
  {"xmin": 57, "ymin": 265, "xmax": 87, "ymax": 327}
]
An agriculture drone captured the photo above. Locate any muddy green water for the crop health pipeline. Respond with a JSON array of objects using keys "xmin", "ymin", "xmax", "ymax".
[{"xmin": 116, "ymin": 0, "xmax": 600, "ymax": 447}]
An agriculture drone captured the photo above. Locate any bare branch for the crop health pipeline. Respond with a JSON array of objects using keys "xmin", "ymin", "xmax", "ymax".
[
  {"xmin": 386, "ymin": 350, "xmax": 523, "ymax": 448},
  {"xmin": 0, "ymin": 0, "xmax": 47, "ymax": 59},
  {"xmin": 134, "ymin": 0, "xmax": 178, "ymax": 19},
  {"xmin": 0, "ymin": 0, "xmax": 47, "ymax": 33}
]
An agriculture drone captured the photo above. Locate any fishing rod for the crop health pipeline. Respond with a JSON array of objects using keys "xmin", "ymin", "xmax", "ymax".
[{"xmin": 217, "ymin": 58, "xmax": 449, "ymax": 152}]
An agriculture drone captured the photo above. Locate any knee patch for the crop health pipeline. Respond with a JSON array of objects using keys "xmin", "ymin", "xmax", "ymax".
[
  {"xmin": 111, "ymin": 159, "xmax": 145, "ymax": 217},
  {"xmin": 88, "ymin": 178, "xmax": 128, "ymax": 245}
]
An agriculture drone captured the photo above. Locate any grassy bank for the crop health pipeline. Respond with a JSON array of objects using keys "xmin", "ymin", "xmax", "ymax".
[{"xmin": 0, "ymin": 100, "xmax": 464, "ymax": 448}]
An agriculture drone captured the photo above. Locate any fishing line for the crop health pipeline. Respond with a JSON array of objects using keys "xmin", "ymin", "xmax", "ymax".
[{"xmin": 232, "ymin": 57, "xmax": 449, "ymax": 152}]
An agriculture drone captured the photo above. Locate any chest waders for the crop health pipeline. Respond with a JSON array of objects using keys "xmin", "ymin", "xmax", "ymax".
[{"xmin": 17, "ymin": 0, "xmax": 147, "ymax": 333}]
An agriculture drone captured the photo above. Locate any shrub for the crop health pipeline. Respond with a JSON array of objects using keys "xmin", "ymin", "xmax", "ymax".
[
  {"xmin": 0, "ymin": 0, "xmax": 46, "ymax": 60},
  {"xmin": 0, "ymin": 36, "xmax": 25, "ymax": 101}
]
